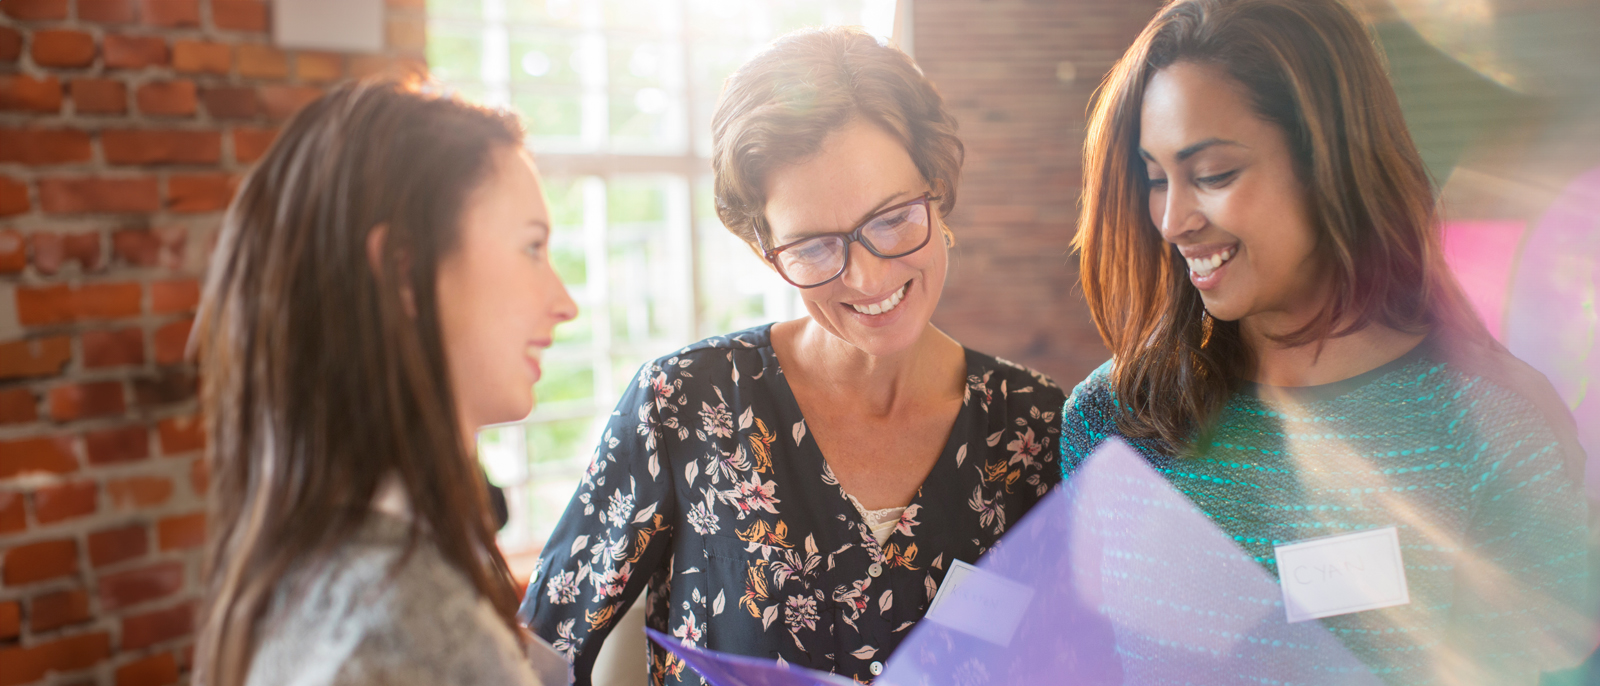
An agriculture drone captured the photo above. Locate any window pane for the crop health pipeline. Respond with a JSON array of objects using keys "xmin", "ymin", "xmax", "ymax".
[
  {"xmin": 506, "ymin": 0, "xmax": 587, "ymax": 29},
  {"xmin": 510, "ymin": 31, "xmax": 583, "ymax": 86},
  {"xmin": 527, "ymin": 416, "xmax": 597, "ymax": 465},
  {"xmin": 513, "ymin": 90, "xmax": 585, "ymax": 141},
  {"xmin": 604, "ymin": 0, "xmax": 681, "ymax": 35},
  {"xmin": 536, "ymin": 360, "xmax": 595, "ymax": 406},
  {"xmin": 428, "ymin": 0, "xmax": 482, "ymax": 21},
  {"xmin": 428, "ymin": 26, "xmax": 484, "ymax": 83},
  {"xmin": 695, "ymin": 177, "xmax": 798, "ymax": 338}
]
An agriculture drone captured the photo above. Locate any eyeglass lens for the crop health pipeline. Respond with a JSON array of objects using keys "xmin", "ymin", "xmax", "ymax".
[{"xmin": 774, "ymin": 201, "xmax": 931, "ymax": 287}]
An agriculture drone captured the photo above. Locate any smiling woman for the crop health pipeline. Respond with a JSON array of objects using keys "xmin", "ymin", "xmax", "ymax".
[{"xmin": 1064, "ymin": 0, "xmax": 1594, "ymax": 683}]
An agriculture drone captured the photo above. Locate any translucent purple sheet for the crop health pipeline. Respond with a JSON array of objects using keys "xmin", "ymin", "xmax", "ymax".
[{"xmin": 649, "ymin": 439, "xmax": 1387, "ymax": 685}]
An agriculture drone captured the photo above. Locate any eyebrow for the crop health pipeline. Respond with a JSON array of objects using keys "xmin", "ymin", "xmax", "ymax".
[
  {"xmin": 1138, "ymin": 137, "xmax": 1247, "ymax": 164},
  {"xmin": 779, "ymin": 190, "xmax": 916, "ymax": 241}
]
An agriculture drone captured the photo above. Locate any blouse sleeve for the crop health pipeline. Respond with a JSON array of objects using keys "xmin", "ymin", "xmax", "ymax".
[
  {"xmin": 1446, "ymin": 393, "xmax": 1594, "ymax": 682},
  {"xmin": 519, "ymin": 362, "xmax": 678, "ymax": 685}
]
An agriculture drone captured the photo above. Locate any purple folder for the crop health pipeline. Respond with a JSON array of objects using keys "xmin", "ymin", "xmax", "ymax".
[{"xmin": 649, "ymin": 439, "xmax": 1386, "ymax": 685}]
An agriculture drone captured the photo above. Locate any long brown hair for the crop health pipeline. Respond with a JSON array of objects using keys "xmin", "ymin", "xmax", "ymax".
[
  {"xmin": 712, "ymin": 26, "xmax": 964, "ymax": 249},
  {"xmin": 193, "ymin": 80, "xmax": 526, "ymax": 685},
  {"xmin": 1075, "ymin": 0, "xmax": 1495, "ymax": 450}
]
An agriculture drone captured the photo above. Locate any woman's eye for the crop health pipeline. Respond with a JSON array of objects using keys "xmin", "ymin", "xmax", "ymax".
[
  {"xmin": 1197, "ymin": 170, "xmax": 1237, "ymax": 187},
  {"xmin": 525, "ymin": 241, "xmax": 547, "ymax": 259},
  {"xmin": 1146, "ymin": 178, "xmax": 1169, "ymax": 190}
]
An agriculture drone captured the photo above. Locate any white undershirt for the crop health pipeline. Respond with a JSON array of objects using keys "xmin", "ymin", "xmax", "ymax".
[{"xmin": 846, "ymin": 494, "xmax": 906, "ymax": 546}]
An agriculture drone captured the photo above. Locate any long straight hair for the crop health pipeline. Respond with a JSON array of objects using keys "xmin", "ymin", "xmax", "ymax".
[
  {"xmin": 1075, "ymin": 0, "xmax": 1497, "ymax": 450},
  {"xmin": 193, "ymin": 80, "xmax": 526, "ymax": 685}
]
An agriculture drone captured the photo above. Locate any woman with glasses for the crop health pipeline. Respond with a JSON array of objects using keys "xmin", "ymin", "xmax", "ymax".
[{"xmin": 520, "ymin": 27, "xmax": 1066, "ymax": 685}]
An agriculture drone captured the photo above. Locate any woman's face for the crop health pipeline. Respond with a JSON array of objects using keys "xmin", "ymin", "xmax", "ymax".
[
  {"xmin": 762, "ymin": 119, "xmax": 947, "ymax": 357},
  {"xmin": 436, "ymin": 147, "xmax": 578, "ymax": 432},
  {"xmin": 1140, "ymin": 61, "xmax": 1324, "ymax": 329}
]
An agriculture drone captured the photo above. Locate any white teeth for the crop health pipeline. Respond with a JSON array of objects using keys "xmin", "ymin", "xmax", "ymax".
[
  {"xmin": 850, "ymin": 283, "xmax": 907, "ymax": 316},
  {"xmin": 1186, "ymin": 247, "xmax": 1235, "ymax": 277}
]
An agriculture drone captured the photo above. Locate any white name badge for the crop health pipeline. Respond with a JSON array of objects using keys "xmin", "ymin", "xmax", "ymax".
[
  {"xmin": 925, "ymin": 559, "xmax": 1034, "ymax": 647},
  {"xmin": 1274, "ymin": 526, "xmax": 1410, "ymax": 623}
]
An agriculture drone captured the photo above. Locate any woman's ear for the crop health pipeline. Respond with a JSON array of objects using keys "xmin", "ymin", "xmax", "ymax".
[{"xmin": 366, "ymin": 224, "xmax": 417, "ymax": 316}]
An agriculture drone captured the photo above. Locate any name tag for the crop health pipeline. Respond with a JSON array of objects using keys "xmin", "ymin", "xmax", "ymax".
[
  {"xmin": 925, "ymin": 559, "xmax": 1034, "ymax": 646},
  {"xmin": 1274, "ymin": 526, "xmax": 1410, "ymax": 623}
]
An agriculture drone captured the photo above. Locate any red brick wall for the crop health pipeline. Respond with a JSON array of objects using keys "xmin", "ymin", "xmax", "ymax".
[
  {"xmin": 0, "ymin": 1, "xmax": 423, "ymax": 684},
  {"xmin": 920, "ymin": 0, "xmax": 1164, "ymax": 389}
]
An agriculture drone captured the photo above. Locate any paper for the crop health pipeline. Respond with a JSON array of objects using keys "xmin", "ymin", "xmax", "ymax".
[
  {"xmin": 923, "ymin": 559, "xmax": 1034, "ymax": 647},
  {"xmin": 1275, "ymin": 526, "xmax": 1410, "ymax": 623}
]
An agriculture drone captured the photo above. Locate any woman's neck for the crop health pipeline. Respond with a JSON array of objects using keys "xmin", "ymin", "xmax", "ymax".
[
  {"xmin": 1244, "ymin": 318, "xmax": 1428, "ymax": 388},
  {"xmin": 771, "ymin": 318, "xmax": 965, "ymax": 417}
]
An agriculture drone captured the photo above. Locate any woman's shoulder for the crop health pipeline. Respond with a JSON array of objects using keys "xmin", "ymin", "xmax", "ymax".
[
  {"xmin": 964, "ymin": 348, "xmax": 1068, "ymax": 408},
  {"xmin": 1063, "ymin": 358, "xmax": 1117, "ymax": 414},
  {"xmin": 626, "ymin": 323, "xmax": 775, "ymax": 391},
  {"xmin": 248, "ymin": 517, "xmax": 541, "ymax": 686},
  {"xmin": 1424, "ymin": 341, "xmax": 1585, "ymax": 477}
]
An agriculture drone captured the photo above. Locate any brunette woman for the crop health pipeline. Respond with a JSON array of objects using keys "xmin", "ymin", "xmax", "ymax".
[
  {"xmin": 1065, "ymin": 0, "xmax": 1593, "ymax": 683},
  {"xmin": 520, "ymin": 27, "xmax": 1065, "ymax": 684},
  {"xmin": 192, "ymin": 80, "xmax": 576, "ymax": 686}
]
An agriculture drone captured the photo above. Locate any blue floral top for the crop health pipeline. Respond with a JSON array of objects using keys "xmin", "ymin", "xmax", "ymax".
[{"xmin": 520, "ymin": 324, "xmax": 1065, "ymax": 684}]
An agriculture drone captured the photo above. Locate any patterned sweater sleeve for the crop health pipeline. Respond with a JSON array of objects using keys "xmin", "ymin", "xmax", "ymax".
[
  {"xmin": 1446, "ymin": 383, "xmax": 1595, "ymax": 682},
  {"xmin": 519, "ymin": 362, "xmax": 678, "ymax": 686},
  {"xmin": 1060, "ymin": 360, "xmax": 1117, "ymax": 479}
]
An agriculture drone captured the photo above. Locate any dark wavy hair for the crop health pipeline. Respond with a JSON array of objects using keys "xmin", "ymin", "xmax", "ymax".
[
  {"xmin": 193, "ymin": 80, "xmax": 526, "ymax": 685},
  {"xmin": 712, "ymin": 26, "xmax": 964, "ymax": 248},
  {"xmin": 1075, "ymin": 0, "xmax": 1496, "ymax": 450}
]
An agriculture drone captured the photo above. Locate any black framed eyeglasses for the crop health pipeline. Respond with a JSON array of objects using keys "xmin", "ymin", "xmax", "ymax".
[{"xmin": 758, "ymin": 194, "xmax": 938, "ymax": 289}]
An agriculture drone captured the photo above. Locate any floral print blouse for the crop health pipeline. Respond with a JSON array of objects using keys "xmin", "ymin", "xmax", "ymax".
[{"xmin": 518, "ymin": 324, "xmax": 1066, "ymax": 685}]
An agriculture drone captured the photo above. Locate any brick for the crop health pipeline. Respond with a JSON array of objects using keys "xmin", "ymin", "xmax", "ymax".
[
  {"xmin": 151, "ymin": 279, "xmax": 199, "ymax": 314},
  {"xmin": 188, "ymin": 456, "xmax": 207, "ymax": 494},
  {"xmin": 48, "ymin": 381, "xmax": 126, "ymax": 421},
  {"xmin": 0, "ymin": 128, "xmax": 91, "ymax": 165},
  {"xmin": 88, "ymin": 524, "xmax": 146, "ymax": 567},
  {"xmin": 132, "ymin": 369, "xmax": 194, "ymax": 406},
  {"xmin": 0, "ymin": 177, "xmax": 26, "ymax": 216},
  {"xmin": 17, "ymin": 282, "xmax": 143, "ymax": 325},
  {"xmin": 134, "ymin": 80, "xmax": 197, "ymax": 117},
  {"xmin": 112, "ymin": 228, "xmax": 160, "ymax": 266},
  {"xmin": 72, "ymin": 78, "xmax": 128, "ymax": 114},
  {"xmin": 172, "ymin": 40, "xmax": 229, "ymax": 74},
  {"xmin": 167, "ymin": 174, "xmax": 232, "ymax": 212},
  {"xmin": 0, "ymin": 388, "xmax": 36, "ymax": 424},
  {"xmin": 121, "ymin": 601, "xmax": 193, "ymax": 650},
  {"xmin": 0, "ymin": 631, "xmax": 111, "ymax": 686},
  {"xmin": 0, "ymin": 229, "xmax": 22, "ymax": 272},
  {"xmin": 259, "ymin": 85, "xmax": 322, "ymax": 120},
  {"xmin": 0, "ymin": 74, "xmax": 62, "ymax": 113},
  {"xmin": 97, "ymin": 560, "xmax": 182, "ymax": 611},
  {"xmin": 0, "ymin": 493, "xmax": 23, "ymax": 534},
  {"xmin": 34, "ymin": 480, "xmax": 97, "ymax": 523},
  {"xmin": 86, "ymin": 425, "xmax": 148, "ymax": 465},
  {"xmin": 32, "ymin": 232, "xmax": 104, "ymax": 274},
  {"xmin": 153, "ymin": 318, "xmax": 192, "ymax": 365},
  {"xmin": 295, "ymin": 52, "xmax": 343, "ymax": 83},
  {"xmin": 102, "ymin": 130, "xmax": 220, "ymax": 165},
  {"xmin": 212, "ymin": 0, "xmax": 266, "ymax": 32},
  {"xmin": 30, "ymin": 30, "xmax": 96, "ymax": 68},
  {"xmin": 235, "ymin": 43, "xmax": 286, "ymax": 79},
  {"xmin": 0, "ymin": 601, "xmax": 16, "ymax": 640},
  {"xmin": 140, "ymin": 0, "xmax": 198, "ymax": 27},
  {"xmin": 387, "ymin": 16, "xmax": 427, "ymax": 53},
  {"xmin": 84, "ymin": 328, "xmax": 145, "ymax": 368},
  {"xmin": 158, "ymin": 414, "xmax": 200, "ymax": 454},
  {"xmin": 0, "ymin": 26, "xmax": 18, "ymax": 63},
  {"xmin": 200, "ymin": 86, "xmax": 257, "ymax": 119},
  {"xmin": 0, "ymin": 337, "xmax": 72, "ymax": 380},
  {"xmin": 0, "ymin": 436, "xmax": 76, "ymax": 478},
  {"xmin": 115, "ymin": 652, "xmax": 178, "ymax": 686},
  {"xmin": 79, "ymin": 0, "xmax": 135, "ymax": 23},
  {"xmin": 156, "ymin": 512, "xmax": 202, "ymax": 550},
  {"xmin": 108, "ymin": 475, "xmax": 172, "ymax": 508},
  {"xmin": 103, "ymin": 34, "xmax": 167, "ymax": 69},
  {"xmin": 232, "ymin": 126, "xmax": 276, "ymax": 163},
  {"xmin": 0, "ymin": 0, "xmax": 68, "ymax": 20},
  {"xmin": 30, "ymin": 589, "xmax": 91, "ymax": 631},
  {"xmin": 348, "ymin": 54, "xmax": 426, "ymax": 80},
  {"xmin": 3, "ymin": 538, "xmax": 77, "ymax": 585},
  {"xmin": 39, "ymin": 177, "xmax": 160, "ymax": 213}
]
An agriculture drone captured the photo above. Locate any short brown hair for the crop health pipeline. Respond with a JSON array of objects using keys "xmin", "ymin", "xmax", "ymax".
[
  {"xmin": 712, "ymin": 26, "xmax": 963, "ymax": 248},
  {"xmin": 1076, "ymin": 0, "xmax": 1494, "ymax": 450}
]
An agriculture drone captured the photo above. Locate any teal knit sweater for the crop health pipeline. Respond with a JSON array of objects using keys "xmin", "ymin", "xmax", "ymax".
[{"xmin": 1060, "ymin": 342, "xmax": 1594, "ymax": 684}]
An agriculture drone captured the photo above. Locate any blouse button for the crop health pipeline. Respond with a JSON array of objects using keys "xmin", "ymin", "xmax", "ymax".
[
  {"xmin": 869, "ymin": 660, "xmax": 884, "ymax": 676},
  {"xmin": 868, "ymin": 562, "xmax": 883, "ymax": 578}
]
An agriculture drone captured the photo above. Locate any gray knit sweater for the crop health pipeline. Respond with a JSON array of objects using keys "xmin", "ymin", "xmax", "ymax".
[{"xmin": 246, "ymin": 514, "xmax": 567, "ymax": 686}]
